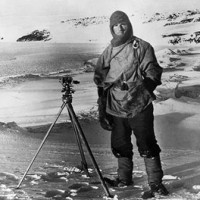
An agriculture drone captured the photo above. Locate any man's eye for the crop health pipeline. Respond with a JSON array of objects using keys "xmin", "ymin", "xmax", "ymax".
[{"xmin": 122, "ymin": 24, "xmax": 127, "ymax": 27}]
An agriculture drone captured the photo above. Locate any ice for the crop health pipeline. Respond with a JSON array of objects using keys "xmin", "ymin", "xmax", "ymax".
[{"xmin": 163, "ymin": 175, "xmax": 181, "ymax": 180}]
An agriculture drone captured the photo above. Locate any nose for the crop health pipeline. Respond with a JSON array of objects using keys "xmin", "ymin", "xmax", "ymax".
[{"xmin": 116, "ymin": 24, "xmax": 123, "ymax": 30}]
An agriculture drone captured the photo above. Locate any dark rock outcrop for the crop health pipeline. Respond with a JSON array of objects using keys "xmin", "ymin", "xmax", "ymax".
[
  {"xmin": 17, "ymin": 29, "xmax": 51, "ymax": 42},
  {"xmin": 63, "ymin": 16, "xmax": 109, "ymax": 27},
  {"xmin": 144, "ymin": 9, "xmax": 200, "ymax": 24},
  {"xmin": 163, "ymin": 31, "xmax": 200, "ymax": 45}
]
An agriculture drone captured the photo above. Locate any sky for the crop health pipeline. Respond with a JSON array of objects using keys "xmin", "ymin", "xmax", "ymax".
[{"xmin": 1, "ymin": 0, "xmax": 200, "ymax": 19}]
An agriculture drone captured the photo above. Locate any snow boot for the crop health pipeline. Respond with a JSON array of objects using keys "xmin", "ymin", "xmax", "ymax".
[
  {"xmin": 142, "ymin": 183, "xmax": 169, "ymax": 199},
  {"xmin": 117, "ymin": 157, "xmax": 133, "ymax": 185},
  {"xmin": 143, "ymin": 156, "xmax": 169, "ymax": 198},
  {"xmin": 150, "ymin": 182, "xmax": 169, "ymax": 195},
  {"xmin": 104, "ymin": 157, "xmax": 133, "ymax": 188},
  {"xmin": 104, "ymin": 177, "xmax": 133, "ymax": 188}
]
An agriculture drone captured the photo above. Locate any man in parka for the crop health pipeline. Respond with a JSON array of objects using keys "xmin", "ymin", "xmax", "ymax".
[{"xmin": 93, "ymin": 10, "xmax": 169, "ymax": 198}]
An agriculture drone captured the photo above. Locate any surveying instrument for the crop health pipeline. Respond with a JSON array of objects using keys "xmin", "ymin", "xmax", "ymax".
[{"xmin": 16, "ymin": 75, "xmax": 112, "ymax": 198}]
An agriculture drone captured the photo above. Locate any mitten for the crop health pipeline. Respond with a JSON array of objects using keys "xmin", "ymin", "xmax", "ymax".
[{"xmin": 98, "ymin": 96, "xmax": 113, "ymax": 131}]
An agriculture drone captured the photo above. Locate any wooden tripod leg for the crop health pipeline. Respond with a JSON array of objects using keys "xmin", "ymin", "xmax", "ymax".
[
  {"xmin": 66, "ymin": 103, "xmax": 112, "ymax": 198},
  {"xmin": 16, "ymin": 101, "xmax": 67, "ymax": 189},
  {"xmin": 68, "ymin": 110, "xmax": 90, "ymax": 177}
]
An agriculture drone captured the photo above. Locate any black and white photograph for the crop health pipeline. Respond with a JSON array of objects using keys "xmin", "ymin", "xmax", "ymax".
[{"xmin": 1, "ymin": 0, "xmax": 200, "ymax": 199}]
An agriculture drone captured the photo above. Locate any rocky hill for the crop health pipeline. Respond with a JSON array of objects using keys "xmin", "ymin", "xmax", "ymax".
[
  {"xmin": 17, "ymin": 29, "xmax": 51, "ymax": 42},
  {"xmin": 144, "ymin": 9, "xmax": 200, "ymax": 23},
  {"xmin": 61, "ymin": 16, "xmax": 109, "ymax": 27}
]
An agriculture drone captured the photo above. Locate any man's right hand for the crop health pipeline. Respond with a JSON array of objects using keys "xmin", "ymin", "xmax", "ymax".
[
  {"xmin": 99, "ymin": 116, "xmax": 113, "ymax": 131},
  {"xmin": 98, "ymin": 96, "xmax": 113, "ymax": 131}
]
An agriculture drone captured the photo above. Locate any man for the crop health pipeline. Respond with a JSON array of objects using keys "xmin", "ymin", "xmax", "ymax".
[{"xmin": 93, "ymin": 10, "xmax": 169, "ymax": 198}]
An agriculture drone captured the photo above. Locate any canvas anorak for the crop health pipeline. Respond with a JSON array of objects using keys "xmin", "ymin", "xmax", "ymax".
[{"xmin": 94, "ymin": 36, "xmax": 162, "ymax": 118}]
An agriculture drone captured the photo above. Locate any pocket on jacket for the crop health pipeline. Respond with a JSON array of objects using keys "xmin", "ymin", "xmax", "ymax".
[{"xmin": 123, "ymin": 81, "xmax": 152, "ymax": 110}]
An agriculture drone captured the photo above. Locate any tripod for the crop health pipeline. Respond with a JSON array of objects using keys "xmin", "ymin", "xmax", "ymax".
[{"xmin": 16, "ymin": 76, "xmax": 112, "ymax": 198}]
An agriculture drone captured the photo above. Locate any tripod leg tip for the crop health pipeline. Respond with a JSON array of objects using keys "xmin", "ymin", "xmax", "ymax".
[
  {"xmin": 15, "ymin": 184, "xmax": 21, "ymax": 189},
  {"xmin": 103, "ymin": 194, "xmax": 115, "ymax": 199}
]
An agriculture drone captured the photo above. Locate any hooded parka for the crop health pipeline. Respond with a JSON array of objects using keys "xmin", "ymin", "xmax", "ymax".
[{"xmin": 94, "ymin": 36, "xmax": 163, "ymax": 118}]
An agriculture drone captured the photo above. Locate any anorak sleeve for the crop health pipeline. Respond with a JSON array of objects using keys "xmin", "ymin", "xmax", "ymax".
[
  {"xmin": 93, "ymin": 55, "xmax": 105, "ymax": 87},
  {"xmin": 139, "ymin": 44, "xmax": 163, "ymax": 92},
  {"xmin": 93, "ymin": 45, "xmax": 112, "ymax": 88}
]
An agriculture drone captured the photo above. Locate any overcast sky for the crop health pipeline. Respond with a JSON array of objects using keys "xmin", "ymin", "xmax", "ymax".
[{"xmin": 1, "ymin": 0, "xmax": 200, "ymax": 19}]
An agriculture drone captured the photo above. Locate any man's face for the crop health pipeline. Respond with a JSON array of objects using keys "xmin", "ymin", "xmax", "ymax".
[{"xmin": 113, "ymin": 23, "xmax": 128, "ymax": 36}]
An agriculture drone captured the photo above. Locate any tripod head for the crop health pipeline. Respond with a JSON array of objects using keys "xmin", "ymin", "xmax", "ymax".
[{"xmin": 60, "ymin": 75, "xmax": 80, "ymax": 103}]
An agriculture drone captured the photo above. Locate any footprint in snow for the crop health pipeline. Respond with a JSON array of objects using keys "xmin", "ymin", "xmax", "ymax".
[
  {"xmin": 45, "ymin": 189, "xmax": 71, "ymax": 198},
  {"xmin": 68, "ymin": 182, "xmax": 94, "ymax": 193},
  {"xmin": 41, "ymin": 171, "xmax": 69, "ymax": 182}
]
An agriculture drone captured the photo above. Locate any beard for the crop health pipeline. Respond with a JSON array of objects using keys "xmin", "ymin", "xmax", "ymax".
[{"xmin": 110, "ymin": 23, "xmax": 133, "ymax": 47}]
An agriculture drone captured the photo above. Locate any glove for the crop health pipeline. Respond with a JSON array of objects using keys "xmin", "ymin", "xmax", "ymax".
[
  {"xmin": 144, "ymin": 78, "xmax": 159, "ymax": 92},
  {"xmin": 98, "ymin": 96, "xmax": 113, "ymax": 131},
  {"xmin": 99, "ymin": 116, "xmax": 113, "ymax": 131}
]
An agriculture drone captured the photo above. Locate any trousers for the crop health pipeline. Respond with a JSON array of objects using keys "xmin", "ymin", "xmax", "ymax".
[
  {"xmin": 111, "ymin": 103, "xmax": 161, "ymax": 158},
  {"xmin": 111, "ymin": 103, "xmax": 162, "ymax": 183}
]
